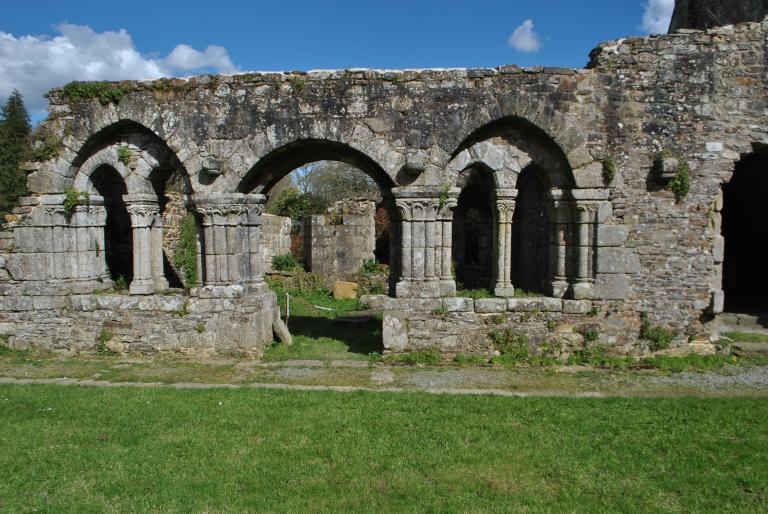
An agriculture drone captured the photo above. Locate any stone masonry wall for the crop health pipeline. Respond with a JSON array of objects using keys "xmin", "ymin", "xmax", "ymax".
[
  {"xmin": 302, "ymin": 200, "xmax": 376, "ymax": 280},
  {"xmin": 260, "ymin": 213, "xmax": 292, "ymax": 272},
  {"xmin": 0, "ymin": 291, "xmax": 276, "ymax": 356},
  {"xmin": 365, "ymin": 295, "xmax": 621, "ymax": 358}
]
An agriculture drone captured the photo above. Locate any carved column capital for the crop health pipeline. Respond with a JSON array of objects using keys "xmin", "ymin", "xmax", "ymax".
[
  {"xmin": 192, "ymin": 193, "xmax": 266, "ymax": 226},
  {"xmin": 392, "ymin": 186, "xmax": 460, "ymax": 222},
  {"xmin": 123, "ymin": 194, "xmax": 160, "ymax": 228}
]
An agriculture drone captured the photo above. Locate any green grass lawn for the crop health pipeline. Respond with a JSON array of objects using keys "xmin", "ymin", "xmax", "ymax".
[
  {"xmin": 264, "ymin": 277, "xmax": 382, "ymax": 362},
  {"xmin": 0, "ymin": 385, "xmax": 766, "ymax": 513}
]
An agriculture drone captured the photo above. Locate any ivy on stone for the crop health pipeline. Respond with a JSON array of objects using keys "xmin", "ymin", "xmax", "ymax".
[{"xmin": 174, "ymin": 214, "xmax": 198, "ymax": 287}]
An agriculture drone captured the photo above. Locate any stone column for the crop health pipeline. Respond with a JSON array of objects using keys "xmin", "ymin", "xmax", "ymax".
[
  {"xmin": 493, "ymin": 188, "xmax": 517, "ymax": 297},
  {"xmin": 571, "ymin": 201, "xmax": 597, "ymax": 300},
  {"xmin": 438, "ymin": 196, "xmax": 458, "ymax": 296},
  {"xmin": 124, "ymin": 194, "xmax": 161, "ymax": 295},
  {"xmin": 243, "ymin": 195, "xmax": 268, "ymax": 290},
  {"xmin": 192, "ymin": 193, "xmax": 267, "ymax": 294},
  {"xmin": 393, "ymin": 186, "xmax": 459, "ymax": 298},
  {"xmin": 547, "ymin": 189, "xmax": 570, "ymax": 298}
]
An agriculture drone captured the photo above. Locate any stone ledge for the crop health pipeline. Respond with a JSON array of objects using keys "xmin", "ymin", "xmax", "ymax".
[{"xmin": 71, "ymin": 295, "xmax": 187, "ymax": 312}]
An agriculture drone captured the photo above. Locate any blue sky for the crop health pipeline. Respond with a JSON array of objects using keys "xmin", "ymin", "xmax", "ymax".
[{"xmin": 1, "ymin": 1, "xmax": 673, "ymax": 119}]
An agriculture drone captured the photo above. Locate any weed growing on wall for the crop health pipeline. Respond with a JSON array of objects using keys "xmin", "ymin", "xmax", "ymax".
[
  {"xmin": 174, "ymin": 214, "xmax": 198, "ymax": 287},
  {"xmin": 117, "ymin": 147, "xmax": 131, "ymax": 166},
  {"xmin": 639, "ymin": 312, "xmax": 675, "ymax": 351},
  {"xmin": 63, "ymin": 81, "xmax": 130, "ymax": 105},
  {"xmin": 62, "ymin": 189, "xmax": 89, "ymax": 221}
]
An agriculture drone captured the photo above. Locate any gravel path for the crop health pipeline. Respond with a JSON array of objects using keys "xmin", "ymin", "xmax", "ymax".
[{"xmin": 651, "ymin": 366, "xmax": 768, "ymax": 389}]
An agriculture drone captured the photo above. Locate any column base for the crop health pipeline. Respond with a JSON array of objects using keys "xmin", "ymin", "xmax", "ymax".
[
  {"xmin": 571, "ymin": 281, "xmax": 593, "ymax": 300},
  {"xmin": 395, "ymin": 279, "xmax": 442, "ymax": 298},
  {"xmin": 243, "ymin": 280, "xmax": 270, "ymax": 294},
  {"xmin": 191, "ymin": 284, "xmax": 246, "ymax": 298},
  {"xmin": 548, "ymin": 280, "xmax": 569, "ymax": 299},
  {"xmin": 493, "ymin": 285, "xmax": 515, "ymax": 297},
  {"xmin": 440, "ymin": 279, "xmax": 457, "ymax": 296},
  {"xmin": 129, "ymin": 279, "xmax": 155, "ymax": 295},
  {"xmin": 153, "ymin": 277, "xmax": 170, "ymax": 291}
]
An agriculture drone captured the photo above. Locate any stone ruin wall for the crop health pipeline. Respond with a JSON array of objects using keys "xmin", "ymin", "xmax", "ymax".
[
  {"xmin": 302, "ymin": 200, "xmax": 376, "ymax": 280},
  {"xmin": 0, "ymin": 18, "xmax": 766, "ymax": 357},
  {"xmin": 260, "ymin": 213, "xmax": 292, "ymax": 272}
]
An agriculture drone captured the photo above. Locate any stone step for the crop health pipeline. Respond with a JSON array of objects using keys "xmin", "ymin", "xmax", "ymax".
[
  {"xmin": 715, "ymin": 313, "xmax": 768, "ymax": 332},
  {"xmin": 732, "ymin": 342, "xmax": 768, "ymax": 357}
]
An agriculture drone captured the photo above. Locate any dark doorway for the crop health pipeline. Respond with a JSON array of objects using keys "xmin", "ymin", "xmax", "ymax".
[
  {"xmin": 91, "ymin": 166, "xmax": 132, "ymax": 284},
  {"xmin": 453, "ymin": 167, "xmax": 495, "ymax": 290},
  {"xmin": 511, "ymin": 165, "xmax": 550, "ymax": 294},
  {"xmin": 722, "ymin": 151, "xmax": 768, "ymax": 313}
]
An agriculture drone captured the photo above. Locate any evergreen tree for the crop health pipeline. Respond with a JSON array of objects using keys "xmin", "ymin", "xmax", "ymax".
[{"xmin": 0, "ymin": 90, "xmax": 31, "ymax": 217}]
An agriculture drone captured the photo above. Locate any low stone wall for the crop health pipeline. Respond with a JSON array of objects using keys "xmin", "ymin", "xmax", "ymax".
[
  {"xmin": 0, "ymin": 288, "xmax": 278, "ymax": 356},
  {"xmin": 367, "ymin": 295, "xmax": 653, "ymax": 359},
  {"xmin": 260, "ymin": 214, "xmax": 292, "ymax": 272},
  {"xmin": 303, "ymin": 201, "xmax": 376, "ymax": 280}
]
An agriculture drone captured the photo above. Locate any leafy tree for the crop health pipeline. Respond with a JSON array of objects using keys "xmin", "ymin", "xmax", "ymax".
[
  {"xmin": 307, "ymin": 161, "xmax": 380, "ymax": 203},
  {"xmin": 266, "ymin": 187, "xmax": 311, "ymax": 221},
  {"xmin": 0, "ymin": 90, "xmax": 31, "ymax": 217}
]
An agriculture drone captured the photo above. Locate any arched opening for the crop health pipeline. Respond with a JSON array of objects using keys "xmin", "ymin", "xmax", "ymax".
[
  {"xmin": 91, "ymin": 165, "xmax": 132, "ymax": 285},
  {"xmin": 722, "ymin": 150, "xmax": 768, "ymax": 313},
  {"xmin": 240, "ymin": 140, "xmax": 393, "ymax": 358},
  {"xmin": 449, "ymin": 117, "xmax": 581, "ymax": 299},
  {"xmin": 511, "ymin": 165, "xmax": 551, "ymax": 294},
  {"xmin": 453, "ymin": 166, "xmax": 495, "ymax": 290},
  {"xmin": 240, "ymin": 140, "xmax": 397, "ymax": 288},
  {"xmin": 73, "ymin": 120, "xmax": 198, "ymax": 293}
]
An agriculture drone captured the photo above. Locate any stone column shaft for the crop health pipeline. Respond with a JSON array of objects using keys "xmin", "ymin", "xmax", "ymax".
[
  {"xmin": 547, "ymin": 190, "xmax": 570, "ymax": 298},
  {"xmin": 124, "ymin": 194, "xmax": 161, "ymax": 295},
  {"xmin": 493, "ymin": 190, "xmax": 517, "ymax": 297}
]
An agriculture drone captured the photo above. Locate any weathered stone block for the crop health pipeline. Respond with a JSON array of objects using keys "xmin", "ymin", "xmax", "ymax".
[
  {"xmin": 382, "ymin": 313, "xmax": 409, "ymax": 351},
  {"xmin": 596, "ymin": 248, "xmax": 640, "ymax": 274},
  {"xmin": 475, "ymin": 298, "xmax": 507, "ymax": 313},
  {"xmin": 562, "ymin": 300, "xmax": 592, "ymax": 314},
  {"xmin": 507, "ymin": 297, "xmax": 562, "ymax": 312},
  {"xmin": 597, "ymin": 225, "xmax": 630, "ymax": 247},
  {"xmin": 591, "ymin": 275, "xmax": 630, "ymax": 300},
  {"xmin": 712, "ymin": 235, "xmax": 725, "ymax": 264},
  {"xmin": 442, "ymin": 297, "xmax": 474, "ymax": 312},
  {"xmin": 333, "ymin": 281, "xmax": 359, "ymax": 300}
]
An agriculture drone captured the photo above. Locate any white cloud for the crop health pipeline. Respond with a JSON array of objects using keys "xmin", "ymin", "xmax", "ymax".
[
  {"xmin": 641, "ymin": 0, "xmax": 674, "ymax": 34},
  {"xmin": 507, "ymin": 19, "xmax": 541, "ymax": 53},
  {"xmin": 0, "ymin": 24, "xmax": 240, "ymax": 118},
  {"xmin": 164, "ymin": 44, "xmax": 237, "ymax": 74}
]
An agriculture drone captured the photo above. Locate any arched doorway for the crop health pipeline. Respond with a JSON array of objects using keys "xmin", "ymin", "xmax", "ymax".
[
  {"xmin": 90, "ymin": 165, "xmax": 132, "ymax": 285},
  {"xmin": 239, "ymin": 140, "xmax": 398, "ymax": 290},
  {"xmin": 511, "ymin": 164, "xmax": 551, "ymax": 295},
  {"xmin": 722, "ymin": 150, "xmax": 768, "ymax": 313},
  {"xmin": 453, "ymin": 166, "xmax": 495, "ymax": 290}
]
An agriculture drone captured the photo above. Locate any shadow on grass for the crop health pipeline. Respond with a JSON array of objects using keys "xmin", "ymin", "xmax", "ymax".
[{"xmin": 285, "ymin": 315, "xmax": 383, "ymax": 355}]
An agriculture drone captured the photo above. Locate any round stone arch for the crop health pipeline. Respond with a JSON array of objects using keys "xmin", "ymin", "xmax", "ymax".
[
  {"xmin": 237, "ymin": 137, "xmax": 402, "ymax": 293},
  {"xmin": 68, "ymin": 120, "xmax": 192, "ymax": 190},
  {"xmin": 73, "ymin": 146, "xmax": 153, "ymax": 195},
  {"xmin": 447, "ymin": 105, "xmax": 593, "ymax": 173},
  {"xmin": 228, "ymin": 119, "xmax": 405, "ymax": 193},
  {"xmin": 237, "ymin": 138, "xmax": 397, "ymax": 194},
  {"xmin": 447, "ymin": 116, "xmax": 579, "ymax": 190}
]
